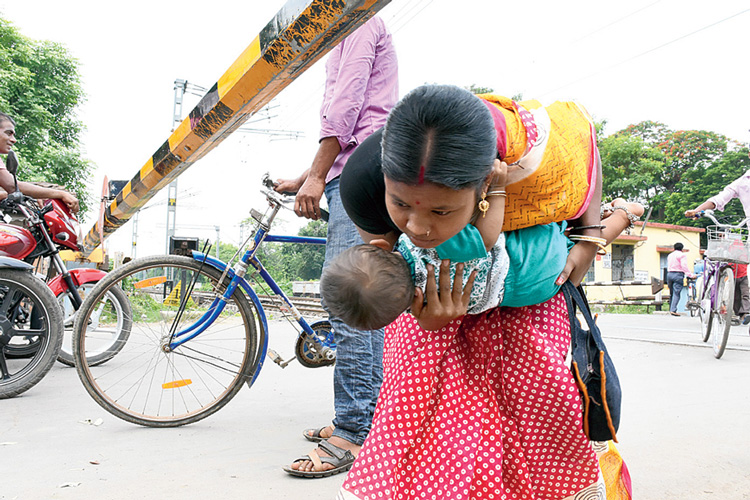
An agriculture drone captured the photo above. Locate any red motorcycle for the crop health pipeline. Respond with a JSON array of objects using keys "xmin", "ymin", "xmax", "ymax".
[{"xmin": 0, "ymin": 156, "xmax": 131, "ymax": 367}]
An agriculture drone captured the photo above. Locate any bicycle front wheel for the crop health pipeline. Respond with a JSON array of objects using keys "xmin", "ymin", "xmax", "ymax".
[
  {"xmin": 72, "ymin": 255, "xmax": 264, "ymax": 427},
  {"xmin": 710, "ymin": 267, "xmax": 734, "ymax": 359},
  {"xmin": 699, "ymin": 273, "xmax": 714, "ymax": 342}
]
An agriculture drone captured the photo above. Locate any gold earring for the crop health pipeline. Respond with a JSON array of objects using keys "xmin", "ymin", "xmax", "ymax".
[{"xmin": 478, "ymin": 192, "xmax": 490, "ymax": 218}]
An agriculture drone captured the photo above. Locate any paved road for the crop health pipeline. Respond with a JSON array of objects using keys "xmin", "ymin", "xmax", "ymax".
[{"xmin": 2, "ymin": 314, "xmax": 749, "ymax": 499}]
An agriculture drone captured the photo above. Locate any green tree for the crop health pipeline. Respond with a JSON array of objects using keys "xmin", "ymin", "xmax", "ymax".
[
  {"xmin": 285, "ymin": 219, "xmax": 327, "ymax": 280},
  {"xmin": 198, "ymin": 239, "xmax": 240, "ymax": 264},
  {"xmin": 0, "ymin": 17, "xmax": 92, "ymax": 215},
  {"xmin": 466, "ymin": 84, "xmax": 494, "ymax": 95},
  {"xmin": 614, "ymin": 120, "xmax": 671, "ymax": 145},
  {"xmin": 236, "ymin": 218, "xmax": 327, "ymax": 295},
  {"xmin": 663, "ymin": 148, "xmax": 750, "ymax": 229},
  {"xmin": 601, "ymin": 121, "xmax": 738, "ymax": 224},
  {"xmin": 656, "ymin": 129, "xmax": 728, "ymax": 193},
  {"xmin": 599, "ymin": 133, "xmax": 665, "ymax": 204}
]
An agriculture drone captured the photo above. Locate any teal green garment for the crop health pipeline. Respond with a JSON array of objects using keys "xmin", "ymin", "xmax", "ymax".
[
  {"xmin": 398, "ymin": 223, "xmax": 486, "ymax": 281},
  {"xmin": 500, "ymin": 222, "xmax": 573, "ymax": 308},
  {"xmin": 435, "ymin": 224, "xmax": 486, "ymax": 262}
]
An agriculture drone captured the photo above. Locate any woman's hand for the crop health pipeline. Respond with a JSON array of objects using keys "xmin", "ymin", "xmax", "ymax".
[
  {"xmin": 555, "ymin": 241, "xmax": 598, "ymax": 287},
  {"xmin": 410, "ymin": 260, "xmax": 476, "ymax": 331}
]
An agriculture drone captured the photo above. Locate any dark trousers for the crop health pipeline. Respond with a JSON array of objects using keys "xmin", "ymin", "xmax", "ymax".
[
  {"xmin": 667, "ymin": 271, "xmax": 685, "ymax": 313},
  {"xmin": 734, "ymin": 275, "xmax": 750, "ymax": 316}
]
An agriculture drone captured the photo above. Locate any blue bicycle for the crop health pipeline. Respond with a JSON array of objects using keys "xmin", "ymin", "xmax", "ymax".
[{"xmin": 71, "ymin": 176, "xmax": 333, "ymax": 426}]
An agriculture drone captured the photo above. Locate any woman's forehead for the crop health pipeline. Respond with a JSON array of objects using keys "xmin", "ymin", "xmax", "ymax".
[{"xmin": 384, "ymin": 177, "xmax": 473, "ymax": 206}]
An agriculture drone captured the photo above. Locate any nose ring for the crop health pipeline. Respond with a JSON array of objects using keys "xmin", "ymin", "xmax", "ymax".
[{"xmin": 426, "ymin": 229, "xmax": 430, "ymax": 237}]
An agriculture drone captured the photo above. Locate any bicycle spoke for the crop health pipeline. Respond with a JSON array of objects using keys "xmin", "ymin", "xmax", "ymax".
[{"xmin": 73, "ymin": 256, "xmax": 262, "ymax": 426}]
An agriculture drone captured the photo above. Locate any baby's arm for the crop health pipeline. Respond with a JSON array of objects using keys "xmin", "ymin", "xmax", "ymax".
[
  {"xmin": 472, "ymin": 160, "xmax": 508, "ymax": 251},
  {"xmin": 601, "ymin": 198, "xmax": 645, "ymax": 245}
]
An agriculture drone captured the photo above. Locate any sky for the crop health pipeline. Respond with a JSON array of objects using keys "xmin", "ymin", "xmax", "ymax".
[{"xmin": 1, "ymin": 0, "xmax": 748, "ymax": 259}]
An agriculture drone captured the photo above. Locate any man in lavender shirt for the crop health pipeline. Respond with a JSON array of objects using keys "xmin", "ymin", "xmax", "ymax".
[
  {"xmin": 666, "ymin": 242, "xmax": 696, "ymax": 316},
  {"xmin": 275, "ymin": 16, "xmax": 398, "ymax": 478}
]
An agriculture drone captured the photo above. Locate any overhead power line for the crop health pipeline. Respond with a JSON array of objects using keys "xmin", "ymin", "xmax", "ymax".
[
  {"xmin": 539, "ymin": 7, "xmax": 750, "ymax": 98},
  {"xmin": 572, "ymin": 0, "xmax": 664, "ymax": 43}
]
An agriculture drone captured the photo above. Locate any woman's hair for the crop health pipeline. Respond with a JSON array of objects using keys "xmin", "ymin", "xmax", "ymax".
[
  {"xmin": 0, "ymin": 112, "xmax": 16, "ymax": 126},
  {"xmin": 381, "ymin": 84, "xmax": 497, "ymax": 193},
  {"xmin": 321, "ymin": 244, "xmax": 415, "ymax": 331}
]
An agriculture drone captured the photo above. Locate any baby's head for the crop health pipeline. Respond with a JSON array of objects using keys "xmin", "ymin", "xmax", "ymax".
[{"xmin": 321, "ymin": 244, "xmax": 415, "ymax": 330}]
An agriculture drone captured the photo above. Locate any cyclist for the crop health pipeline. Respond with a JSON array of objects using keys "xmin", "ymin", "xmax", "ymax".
[
  {"xmin": 0, "ymin": 112, "xmax": 79, "ymax": 213},
  {"xmin": 685, "ymin": 165, "xmax": 750, "ymax": 325}
]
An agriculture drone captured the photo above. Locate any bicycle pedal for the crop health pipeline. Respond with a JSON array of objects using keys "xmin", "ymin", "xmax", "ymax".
[{"xmin": 266, "ymin": 349, "xmax": 292, "ymax": 368}]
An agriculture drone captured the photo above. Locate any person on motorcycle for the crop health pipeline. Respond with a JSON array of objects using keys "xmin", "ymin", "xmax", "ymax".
[{"xmin": 0, "ymin": 112, "xmax": 79, "ymax": 214}]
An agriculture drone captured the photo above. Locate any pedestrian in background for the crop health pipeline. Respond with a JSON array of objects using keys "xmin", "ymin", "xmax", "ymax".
[{"xmin": 666, "ymin": 242, "xmax": 695, "ymax": 316}]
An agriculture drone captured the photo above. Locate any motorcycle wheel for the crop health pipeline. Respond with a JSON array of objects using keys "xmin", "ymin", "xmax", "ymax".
[{"xmin": 0, "ymin": 269, "xmax": 63, "ymax": 398}]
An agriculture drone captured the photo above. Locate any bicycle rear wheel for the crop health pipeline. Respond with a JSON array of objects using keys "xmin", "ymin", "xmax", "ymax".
[
  {"xmin": 699, "ymin": 273, "xmax": 714, "ymax": 342},
  {"xmin": 57, "ymin": 283, "xmax": 133, "ymax": 367},
  {"xmin": 710, "ymin": 267, "xmax": 734, "ymax": 359},
  {"xmin": 72, "ymin": 255, "xmax": 264, "ymax": 427}
]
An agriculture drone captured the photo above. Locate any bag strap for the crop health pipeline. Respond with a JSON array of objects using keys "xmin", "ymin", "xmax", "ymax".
[{"xmin": 561, "ymin": 281, "xmax": 605, "ymax": 349}]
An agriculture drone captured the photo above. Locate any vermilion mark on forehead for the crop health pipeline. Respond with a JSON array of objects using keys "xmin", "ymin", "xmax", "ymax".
[
  {"xmin": 415, "ymin": 200, "xmax": 420, "ymax": 205},
  {"xmin": 417, "ymin": 165, "xmax": 425, "ymax": 184}
]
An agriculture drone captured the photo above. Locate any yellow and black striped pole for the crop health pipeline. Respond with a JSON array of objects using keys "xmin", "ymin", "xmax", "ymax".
[{"xmin": 82, "ymin": 0, "xmax": 391, "ymax": 256}]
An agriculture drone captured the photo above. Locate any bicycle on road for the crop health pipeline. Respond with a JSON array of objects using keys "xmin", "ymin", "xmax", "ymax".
[
  {"xmin": 695, "ymin": 209, "xmax": 749, "ymax": 359},
  {"xmin": 71, "ymin": 175, "xmax": 334, "ymax": 427},
  {"xmin": 685, "ymin": 277, "xmax": 701, "ymax": 317}
]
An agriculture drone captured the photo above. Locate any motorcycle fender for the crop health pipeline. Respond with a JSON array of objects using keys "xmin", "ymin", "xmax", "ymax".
[
  {"xmin": 48, "ymin": 268, "xmax": 107, "ymax": 296},
  {"xmin": 0, "ymin": 256, "xmax": 34, "ymax": 271}
]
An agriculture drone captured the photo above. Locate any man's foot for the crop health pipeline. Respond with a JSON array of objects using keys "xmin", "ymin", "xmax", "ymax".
[
  {"xmin": 742, "ymin": 314, "xmax": 750, "ymax": 326},
  {"xmin": 303, "ymin": 425, "xmax": 334, "ymax": 443},
  {"xmin": 286, "ymin": 435, "xmax": 361, "ymax": 475},
  {"xmin": 670, "ymin": 311, "xmax": 681, "ymax": 317}
]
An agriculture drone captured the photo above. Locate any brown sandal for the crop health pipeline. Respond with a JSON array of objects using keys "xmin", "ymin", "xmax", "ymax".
[
  {"xmin": 283, "ymin": 440, "xmax": 355, "ymax": 478},
  {"xmin": 302, "ymin": 425, "xmax": 333, "ymax": 443}
]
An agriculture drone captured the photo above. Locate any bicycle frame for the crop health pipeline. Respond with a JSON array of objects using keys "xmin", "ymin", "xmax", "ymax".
[
  {"xmin": 700, "ymin": 210, "xmax": 750, "ymax": 310},
  {"xmin": 163, "ymin": 191, "xmax": 328, "ymax": 387},
  {"xmin": 702, "ymin": 259, "xmax": 730, "ymax": 309}
]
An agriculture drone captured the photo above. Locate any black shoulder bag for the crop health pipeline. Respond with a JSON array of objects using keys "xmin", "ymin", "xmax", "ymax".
[{"xmin": 561, "ymin": 281, "xmax": 621, "ymax": 442}]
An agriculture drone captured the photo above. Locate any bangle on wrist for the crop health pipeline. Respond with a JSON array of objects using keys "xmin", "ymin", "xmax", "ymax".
[
  {"xmin": 485, "ymin": 190, "xmax": 506, "ymax": 198},
  {"xmin": 568, "ymin": 224, "xmax": 605, "ymax": 232},
  {"xmin": 611, "ymin": 205, "xmax": 639, "ymax": 228},
  {"xmin": 568, "ymin": 234, "xmax": 608, "ymax": 255}
]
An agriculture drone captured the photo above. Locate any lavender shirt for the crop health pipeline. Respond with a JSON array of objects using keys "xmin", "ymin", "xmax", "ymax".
[
  {"xmin": 667, "ymin": 250, "xmax": 692, "ymax": 275},
  {"xmin": 709, "ymin": 169, "xmax": 750, "ymax": 218},
  {"xmin": 320, "ymin": 16, "xmax": 398, "ymax": 183}
]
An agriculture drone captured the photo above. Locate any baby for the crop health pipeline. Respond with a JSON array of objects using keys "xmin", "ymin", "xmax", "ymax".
[{"xmin": 321, "ymin": 199, "xmax": 643, "ymax": 331}]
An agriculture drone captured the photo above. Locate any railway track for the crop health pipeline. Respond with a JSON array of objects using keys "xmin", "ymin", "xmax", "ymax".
[
  {"xmin": 258, "ymin": 294, "xmax": 326, "ymax": 316},
  {"xmin": 179, "ymin": 290, "xmax": 325, "ymax": 315}
]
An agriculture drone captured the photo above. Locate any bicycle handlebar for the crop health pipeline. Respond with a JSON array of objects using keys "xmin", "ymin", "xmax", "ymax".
[
  {"xmin": 260, "ymin": 172, "xmax": 329, "ymax": 222},
  {"xmin": 695, "ymin": 209, "xmax": 750, "ymax": 229}
]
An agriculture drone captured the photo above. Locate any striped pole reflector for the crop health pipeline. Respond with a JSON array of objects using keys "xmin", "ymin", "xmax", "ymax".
[{"xmin": 82, "ymin": 0, "xmax": 391, "ymax": 256}]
